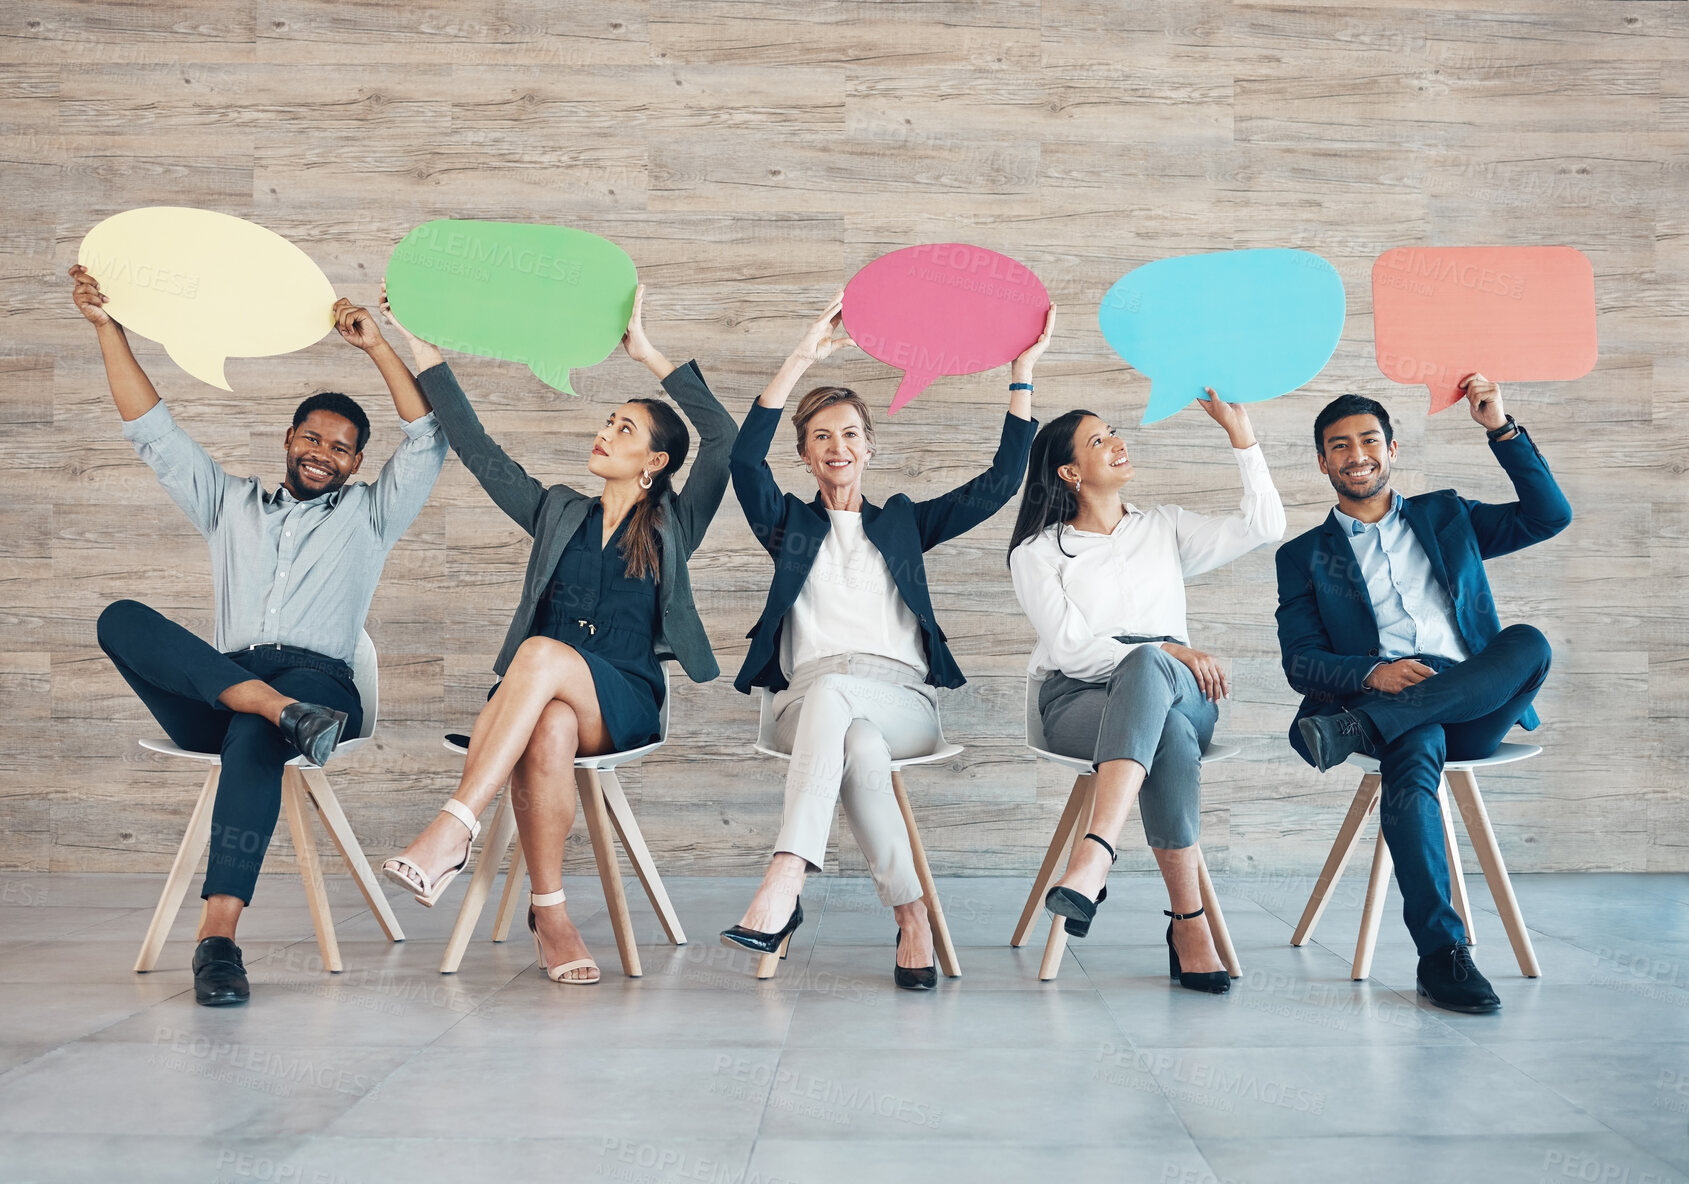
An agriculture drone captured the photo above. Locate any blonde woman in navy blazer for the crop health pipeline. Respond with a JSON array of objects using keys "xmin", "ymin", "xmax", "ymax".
[{"xmin": 719, "ymin": 292, "xmax": 1053, "ymax": 989}]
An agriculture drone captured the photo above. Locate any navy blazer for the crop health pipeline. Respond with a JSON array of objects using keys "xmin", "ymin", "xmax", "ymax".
[
  {"xmin": 730, "ymin": 400, "xmax": 1036, "ymax": 694},
  {"xmin": 1275, "ymin": 426, "xmax": 1572, "ymax": 733}
]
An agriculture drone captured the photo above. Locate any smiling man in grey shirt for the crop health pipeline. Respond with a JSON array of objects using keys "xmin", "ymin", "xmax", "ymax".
[{"xmin": 70, "ymin": 264, "xmax": 446, "ymax": 1007}]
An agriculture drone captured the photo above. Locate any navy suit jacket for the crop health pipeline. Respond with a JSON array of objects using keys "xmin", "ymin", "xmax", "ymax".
[
  {"xmin": 1275, "ymin": 426, "xmax": 1572, "ymax": 734},
  {"xmin": 730, "ymin": 400, "xmax": 1036, "ymax": 694}
]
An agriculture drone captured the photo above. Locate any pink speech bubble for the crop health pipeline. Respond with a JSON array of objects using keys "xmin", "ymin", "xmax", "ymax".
[
  {"xmin": 842, "ymin": 243, "xmax": 1050, "ymax": 414},
  {"xmin": 1372, "ymin": 246, "xmax": 1597, "ymax": 413}
]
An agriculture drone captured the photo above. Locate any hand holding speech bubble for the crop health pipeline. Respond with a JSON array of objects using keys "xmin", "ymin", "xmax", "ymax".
[
  {"xmin": 1098, "ymin": 249, "xmax": 1346, "ymax": 425},
  {"xmin": 841, "ymin": 243, "xmax": 1050, "ymax": 414},
  {"xmin": 77, "ymin": 207, "xmax": 336, "ymax": 391},
  {"xmin": 384, "ymin": 220, "xmax": 637, "ymax": 396},
  {"xmin": 1372, "ymin": 246, "xmax": 1596, "ymax": 413}
]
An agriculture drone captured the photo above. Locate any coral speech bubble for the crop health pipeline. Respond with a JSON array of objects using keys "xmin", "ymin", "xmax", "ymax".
[
  {"xmin": 385, "ymin": 220, "xmax": 638, "ymax": 396},
  {"xmin": 77, "ymin": 207, "xmax": 336, "ymax": 391},
  {"xmin": 1098, "ymin": 249, "xmax": 1346, "ymax": 425},
  {"xmin": 1372, "ymin": 246, "xmax": 1597, "ymax": 413},
  {"xmin": 842, "ymin": 243, "xmax": 1050, "ymax": 414}
]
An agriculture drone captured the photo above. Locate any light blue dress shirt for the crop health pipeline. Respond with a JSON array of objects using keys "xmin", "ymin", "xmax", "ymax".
[
  {"xmin": 1333, "ymin": 493, "xmax": 1469, "ymax": 664},
  {"xmin": 123, "ymin": 401, "xmax": 447, "ymax": 664}
]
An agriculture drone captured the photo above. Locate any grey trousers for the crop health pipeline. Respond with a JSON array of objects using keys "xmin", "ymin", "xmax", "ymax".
[
  {"xmin": 1039, "ymin": 642, "xmax": 1217, "ymax": 850},
  {"xmin": 772, "ymin": 654, "xmax": 942, "ymax": 906}
]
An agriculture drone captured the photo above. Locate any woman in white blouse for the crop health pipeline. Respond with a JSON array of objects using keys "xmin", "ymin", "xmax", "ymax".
[{"xmin": 1007, "ymin": 392, "xmax": 1285, "ymax": 992}]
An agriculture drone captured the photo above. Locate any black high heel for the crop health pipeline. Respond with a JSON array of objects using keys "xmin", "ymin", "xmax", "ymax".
[
  {"xmin": 720, "ymin": 896, "xmax": 803, "ymax": 957},
  {"xmin": 893, "ymin": 927, "xmax": 937, "ymax": 991},
  {"xmin": 1045, "ymin": 833, "xmax": 1117, "ymax": 938},
  {"xmin": 1165, "ymin": 907, "xmax": 1231, "ymax": 994}
]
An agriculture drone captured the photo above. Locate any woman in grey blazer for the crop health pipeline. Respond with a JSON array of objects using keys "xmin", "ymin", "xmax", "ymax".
[{"xmin": 379, "ymin": 285, "xmax": 736, "ymax": 984}]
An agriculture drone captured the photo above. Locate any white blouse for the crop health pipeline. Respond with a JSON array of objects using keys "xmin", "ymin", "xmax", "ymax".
[
  {"xmin": 1009, "ymin": 444, "xmax": 1286, "ymax": 683},
  {"xmin": 781, "ymin": 508, "xmax": 929, "ymax": 677}
]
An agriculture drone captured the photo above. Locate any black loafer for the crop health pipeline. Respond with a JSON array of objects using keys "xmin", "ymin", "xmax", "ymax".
[
  {"xmin": 1298, "ymin": 710, "xmax": 1378, "ymax": 773},
  {"xmin": 278, "ymin": 702, "xmax": 348, "ymax": 767},
  {"xmin": 192, "ymin": 936, "xmax": 250, "ymax": 1007},
  {"xmin": 1416, "ymin": 941, "xmax": 1500, "ymax": 1013}
]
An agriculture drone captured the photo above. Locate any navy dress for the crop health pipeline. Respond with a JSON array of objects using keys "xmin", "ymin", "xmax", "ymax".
[{"xmin": 491, "ymin": 501, "xmax": 664, "ymax": 752}]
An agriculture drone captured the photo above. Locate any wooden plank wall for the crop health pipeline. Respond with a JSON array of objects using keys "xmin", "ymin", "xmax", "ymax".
[{"xmin": 1, "ymin": 1, "xmax": 1683, "ymax": 881}]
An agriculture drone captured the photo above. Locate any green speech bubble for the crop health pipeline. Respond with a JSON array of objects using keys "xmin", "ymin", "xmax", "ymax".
[{"xmin": 384, "ymin": 220, "xmax": 637, "ymax": 395}]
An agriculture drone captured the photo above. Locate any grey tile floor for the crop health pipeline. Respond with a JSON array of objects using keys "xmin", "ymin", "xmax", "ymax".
[{"xmin": 0, "ymin": 868, "xmax": 1685, "ymax": 1184}]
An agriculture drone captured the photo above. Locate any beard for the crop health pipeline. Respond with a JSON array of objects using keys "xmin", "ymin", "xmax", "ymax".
[
  {"xmin": 1328, "ymin": 459, "xmax": 1390, "ymax": 501},
  {"xmin": 285, "ymin": 456, "xmax": 348, "ymax": 500}
]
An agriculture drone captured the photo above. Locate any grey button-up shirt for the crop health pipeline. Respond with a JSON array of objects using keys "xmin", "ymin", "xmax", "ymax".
[{"xmin": 122, "ymin": 401, "xmax": 447, "ymax": 664}]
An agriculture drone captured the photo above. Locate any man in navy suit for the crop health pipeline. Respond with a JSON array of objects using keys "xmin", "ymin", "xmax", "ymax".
[{"xmin": 1275, "ymin": 375, "xmax": 1572, "ymax": 1012}]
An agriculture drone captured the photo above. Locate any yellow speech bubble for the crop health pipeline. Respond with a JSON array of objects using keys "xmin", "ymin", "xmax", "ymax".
[{"xmin": 77, "ymin": 207, "xmax": 336, "ymax": 390}]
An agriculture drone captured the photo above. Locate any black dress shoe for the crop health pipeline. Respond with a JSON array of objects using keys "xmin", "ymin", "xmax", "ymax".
[
  {"xmin": 893, "ymin": 927, "xmax": 937, "ymax": 991},
  {"xmin": 720, "ymin": 897, "xmax": 803, "ymax": 957},
  {"xmin": 192, "ymin": 936, "xmax": 250, "ymax": 1007},
  {"xmin": 278, "ymin": 702, "xmax": 349, "ymax": 768},
  {"xmin": 1298, "ymin": 710, "xmax": 1379, "ymax": 773},
  {"xmin": 1416, "ymin": 941, "xmax": 1501, "ymax": 1013},
  {"xmin": 1165, "ymin": 908, "xmax": 1231, "ymax": 994},
  {"xmin": 1045, "ymin": 833, "xmax": 1117, "ymax": 938}
]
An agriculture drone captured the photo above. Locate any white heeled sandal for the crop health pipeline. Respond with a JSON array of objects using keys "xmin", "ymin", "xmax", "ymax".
[
  {"xmin": 381, "ymin": 800, "xmax": 480, "ymax": 908},
  {"xmin": 528, "ymin": 888, "xmax": 600, "ymax": 985}
]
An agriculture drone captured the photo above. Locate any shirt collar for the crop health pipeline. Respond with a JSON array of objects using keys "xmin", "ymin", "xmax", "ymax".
[
  {"xmin": 269, "ymin": 484, "xmax": 344, "ymax": 509},
  {"xmin": 1333, "ymin": 492, "xmax": 1404, "ymax": 537}
]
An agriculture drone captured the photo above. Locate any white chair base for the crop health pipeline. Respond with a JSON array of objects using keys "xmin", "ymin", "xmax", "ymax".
[
  {"xmin": 750, "ymin": 688, "xmax": 963, "ymax": 981},
  {"xmin": 1011, "ymin": 746, "xmax": 1243, "ymax": 984},
  {"xmin": 1290, "ymin": 742, "xmax": 1542, "ymax": 980},
  {"xmin": 133, "ymin": 757, "xmax": 405, "ymax": 974},
  {"xmin": 438, "ymin": 747, "xmax": 686, "ymax": 979}
]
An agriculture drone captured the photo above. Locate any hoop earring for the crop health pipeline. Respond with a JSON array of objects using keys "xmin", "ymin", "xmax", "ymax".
[{"xmin": 639, "ymin": 472, "xmax": 653, "ymax": 490}]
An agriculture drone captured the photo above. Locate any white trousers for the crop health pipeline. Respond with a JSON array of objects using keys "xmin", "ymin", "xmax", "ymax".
[{"xmin": 772, "ymin": 654, "xmax": 942, "ymax": 906}]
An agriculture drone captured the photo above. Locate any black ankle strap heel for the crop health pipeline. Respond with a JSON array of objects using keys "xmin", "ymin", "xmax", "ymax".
[
  {"xmin": 1085, "ymin": 833, "xmax": 1118, "ymax": 863},
  {"xmin": 1165, "ymin": 907, "xmax": 1230, "ymax": 995},
  {"xmin": 1163, "ymin": 907, "xmax": 1205, "ymax": 921},
  {"xmin": 1047, "ymin": 833, "xmax": 1119, "ymax": 939}
]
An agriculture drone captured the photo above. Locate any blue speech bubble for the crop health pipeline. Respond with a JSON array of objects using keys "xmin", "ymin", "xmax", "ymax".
[{"xmin": 1099, "ymin": 249, "xmax": 1346, "ymax": 424}]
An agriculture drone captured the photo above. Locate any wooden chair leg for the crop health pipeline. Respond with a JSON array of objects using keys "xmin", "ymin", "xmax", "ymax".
[
  {"xmin": 440, "ymin": 792, "xmax": 515, "ymax": 974},
  {"xmin": 1447, "ymin": 768, "xmax": 1540, "ymax": 977},
  {"xmin": 600, "ymin": 769, "xmax": 687, "ymax": 946},
  {"xmin": 1012, "ymin": 773, "xmax": 1090, "ymax": 948},
  {"xmin": 1438, "ymin": 777, "xmax": 1474, "ymax": 946},
  {"xmin": 298, "ymin": 767, "xmax": 404, "ymax": 943},
  {"xmin": 1292, "ymin": 772, "xmax": 1381, "ymax": 946},
  {"xmin": 579, "ymin": 769, "xmax": 641, "ymax": 978},
  {"xmin": 492, "ymin": 834, "xmax": 525, "ymax": 942},
  {"xmin": 892, "ymin": 771, "xmax": 960, "ymax": 978},
  {"xmin": 135, "ymin": 765, "xmax": 221, "ymax": 973},
  {"xmin": 1039, "ymin": 775, "xmax": 1097, "ymax": 981},
  {"xmin": 281, "ymin": 766, "xmax": 341, "ymax": 973},
  {"xmin": 1351, "ymin": 825, "xmax": 1393, "ymax": 981},
  {"xmin": 1196, "ymin": 847, "xmax": 1241, "ymax": 979}
]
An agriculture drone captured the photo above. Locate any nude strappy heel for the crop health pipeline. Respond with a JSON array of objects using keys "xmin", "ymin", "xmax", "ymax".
[
  {"xmin": 381, "ymin": 799, "xmax": 480, "ymax": 908},
  {"xmin": 528, "ymin": 888, "xmax": 600, "ymax": 985}
]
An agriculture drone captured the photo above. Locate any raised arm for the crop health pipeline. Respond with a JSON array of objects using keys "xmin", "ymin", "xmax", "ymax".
[
  {"xmin": 334, "ymin": 296, "xmax": 432, "ymax": 422},
  {"xmin": 1454, "ymin": 373, "xmax": 1573, "ymax": 558},
  {"xmin": 70, "ymin": 264, "xmax": 228, "ymax": 534},
  {"xmin": 380, "ymin": 287, "xmax": 552, "ymax": 536},
  {"xmin": 621, "ymin": 286, "xmax": 737, "ymax": 553},
  {"xmin": 1169, "ymin": 389, "xmax": 1287, "ymax": 576}
]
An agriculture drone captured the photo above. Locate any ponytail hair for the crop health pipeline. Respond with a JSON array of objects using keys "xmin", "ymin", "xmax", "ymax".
[
  {"xmin": 619, "ymin": 398, "xmax": 691, "ymax": 582},
  {"xmin": 1007, "ymin": 409, "xmax": 1096, "ymax": 564}
]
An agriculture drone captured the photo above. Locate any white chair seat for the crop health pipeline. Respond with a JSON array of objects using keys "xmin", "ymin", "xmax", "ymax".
[
  {"xmin": 1342, "ymin": 740, "xmax": 1541, "ymax": 775},
  {"xmin": 442, "ymin": 733, "xmax": 660, "ymax": 772},
  {"xmin": 1026, "ymin": 739, "xmax": 1240, "ymax": 775},
  {"xmin": 752, "ymin": 738, "xmax": 965, "ymax": 770},
  {"xmin": 140, "ymin": 734, "xmax": 370, "ymax": 766}
]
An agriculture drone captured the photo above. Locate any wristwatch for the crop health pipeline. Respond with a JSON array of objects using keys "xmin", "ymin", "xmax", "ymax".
[{"xmin": 1485, "ymin": 414, "xmax": 1518, "ymax": 442}]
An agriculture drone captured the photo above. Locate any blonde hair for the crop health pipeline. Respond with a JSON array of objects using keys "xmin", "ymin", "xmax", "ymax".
[{"xmin": 792, "ymin": 385, "xmax": 875, "ymax": 458}]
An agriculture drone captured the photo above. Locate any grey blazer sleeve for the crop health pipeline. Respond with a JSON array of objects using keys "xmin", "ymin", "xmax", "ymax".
[
  {"xmin": 417, "ymin": 361, "xmax": 559, "ymax": 537},
  {"xmin": 660, "ymin": 359, "xmax": 738, "ymax": 556}
]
